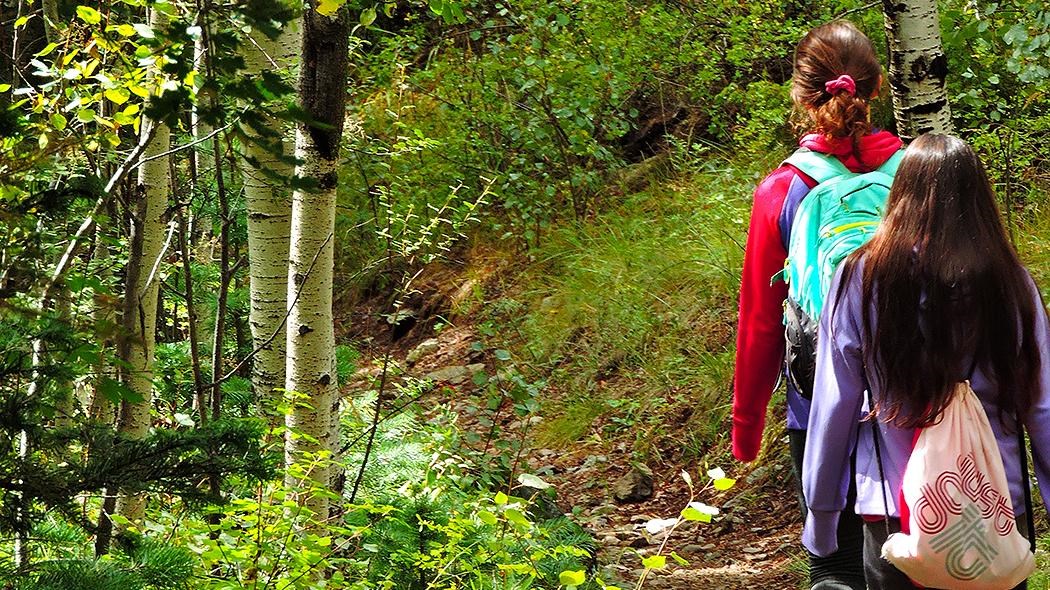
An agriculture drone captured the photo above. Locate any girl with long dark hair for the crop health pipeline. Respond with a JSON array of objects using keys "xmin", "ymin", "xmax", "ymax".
[{"xmin": 803, "ymin": 134, "xmax": 1050, "ymax": 587}]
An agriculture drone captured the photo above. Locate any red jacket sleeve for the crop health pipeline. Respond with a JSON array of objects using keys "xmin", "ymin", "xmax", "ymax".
[{"xmin": 732, "ymin": 167, "xmax": 796, "ymax": 462}]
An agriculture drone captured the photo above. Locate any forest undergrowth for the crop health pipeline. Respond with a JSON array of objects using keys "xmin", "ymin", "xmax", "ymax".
[
  {"xmin": 4, "ymin": 0, "xmax": 1050, "ymax": 588},
  {"xmin": 354, "ymin": 136, "xmax": 1050, "ymax": 587}
]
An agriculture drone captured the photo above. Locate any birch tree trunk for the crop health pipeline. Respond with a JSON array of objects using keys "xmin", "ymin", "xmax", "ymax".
[
  {"xmin": 882, "ymin": 0, "xmax": 952, "ymax": 138},
  {"xmin": 115, "ymin": 8, "xmax": 171, "ymax": 523},
  {"xmin": 243, "ymin": 15, "xmax": 301, "ymax": 415},
  {"xmin": 284, "ymin": 2, "xmax": 350, "ymax": 520}
]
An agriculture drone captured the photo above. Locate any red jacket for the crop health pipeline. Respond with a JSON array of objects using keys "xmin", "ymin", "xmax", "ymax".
[{"xmin": 732, "ymin": 131, "xmax": 903, "ymax": 462}]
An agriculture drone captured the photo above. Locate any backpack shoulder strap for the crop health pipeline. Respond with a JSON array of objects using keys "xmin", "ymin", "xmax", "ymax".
[
  {"xmin": 783, "ymin": 148, "xmax": 851, "ymax": 185},
  {"xmin": 867, "ymin": 387, "xmax": 892, "ymax": 538},
  {"xmin": 874, "ymin": 149, "xmax": 906, "ymax": 178},
  {"xmin": 1018, "ymin": 419, "xmax": 1036, "ymax": 551}
]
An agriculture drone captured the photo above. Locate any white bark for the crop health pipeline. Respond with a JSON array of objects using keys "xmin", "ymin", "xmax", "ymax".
[
  {"xmin": 243, "ymin": 18, "xmax": 301, "ymax": 412},
  {"xmin": 882, "ymin": 0, "xmax": 952, "ymax": 138},
  {"xmin": 285, "ymin": 151, "xmax": 339, "ymax": 518},
  {"xmin": 116, "ymin": 8, "xmax": 171, "ymax": 523},
  {"xmin": 284, "ymin": 3, "xmax": 350, "ymax": 521}
]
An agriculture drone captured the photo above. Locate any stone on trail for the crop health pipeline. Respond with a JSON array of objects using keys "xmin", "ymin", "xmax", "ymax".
[
  {"xmin": 406, "ymin": 337, "xmax": 440, "ymax": 364},
  {"xmin": 611, "ymin": 464, "xmax": 654, "ymax": 503},
  {"xmin": 425, "ymin": 363, "xmax": 486, "ymax": 385}
]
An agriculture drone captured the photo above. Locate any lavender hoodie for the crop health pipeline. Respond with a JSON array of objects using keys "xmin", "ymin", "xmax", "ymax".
[{"xmin": 802, "ymin": 259, "xmax": 1050, "ymax": 557}]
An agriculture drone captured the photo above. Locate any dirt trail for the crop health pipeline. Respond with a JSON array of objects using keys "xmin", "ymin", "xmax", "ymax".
[{"xmin": 341, "ymin": 266, "xmax": 806, "ymax": 590}]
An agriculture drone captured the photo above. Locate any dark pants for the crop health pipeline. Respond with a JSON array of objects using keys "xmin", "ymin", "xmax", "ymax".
[
  {"xmin": 862, "ymin": 517, "xmax": 1028, "ymax": 589},
  {"xmin": 789, "ymin": 429, "xmax": 866, "ymax": 590}
]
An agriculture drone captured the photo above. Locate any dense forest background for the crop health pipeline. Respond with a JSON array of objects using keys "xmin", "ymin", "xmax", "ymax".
[{"xmin": 1, "ymin": 0, "xmax": 1049, "ymax": 588}]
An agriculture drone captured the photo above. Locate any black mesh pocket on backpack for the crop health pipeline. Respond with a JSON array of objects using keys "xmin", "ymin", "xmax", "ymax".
[{"xmin": 785, "ymin": 297, "xmax": 818, "ymax": 400}]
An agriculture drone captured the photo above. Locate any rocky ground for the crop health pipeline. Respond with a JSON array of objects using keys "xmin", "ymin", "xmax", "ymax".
[{"xmin": 345, "ymin": 311, "xmax": 807, "ymax": 590}]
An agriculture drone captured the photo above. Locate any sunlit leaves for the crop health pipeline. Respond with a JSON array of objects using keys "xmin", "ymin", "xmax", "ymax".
[
  {"xmin": 640, "ymin": 555, "xmax": 666, "ymax": 569},
  {"xmin": 559, "ymin": 569, "xmax": 585, "ymax": 587},
  {"xmin": 76, "ymin": 5, "xmax": 102, "ymax": 25},
  {"xmin": 643, "ymin": 517, "xmax": 678, "ymax": 534},
  {"xmin": 316, "ymin": 0, "xmax": 346, "ymax": 17},
  {"xmin": 707, "ymin": 467, "xmax": 737, "ymax": 491},
  {"xmin": 104, "ymin": 88, "xmax": 131, "ymax": 105},
  {"xmin": 517, "ymin": 473, "xmax": 551, "ymax": 490},
  {"xmin": 360, "ymin": 6, "xmax": 377, "ymax": 26}
]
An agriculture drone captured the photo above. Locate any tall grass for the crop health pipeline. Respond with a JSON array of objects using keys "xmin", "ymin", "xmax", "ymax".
[{"xmin": 492, "ymin": 146, "xmax": 785, "ymax": 464}]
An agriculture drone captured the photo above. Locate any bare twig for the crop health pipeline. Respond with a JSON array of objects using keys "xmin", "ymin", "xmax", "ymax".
[
  {"xmin": 41, "ymin": 121, "xmax": 159, "ymax": 303},
  {"xmin": 142, "ymin": 122, "xmax": 233, "ymax": 163},
  {"xmin": 203, "ymin": 232, "xmax": 334, "ymax": 389}
]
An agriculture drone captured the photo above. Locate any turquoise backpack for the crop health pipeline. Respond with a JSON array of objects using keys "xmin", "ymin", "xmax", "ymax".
[{"xmin": 779, "ymin": 148, "xmax": 904, "ymax": 398}]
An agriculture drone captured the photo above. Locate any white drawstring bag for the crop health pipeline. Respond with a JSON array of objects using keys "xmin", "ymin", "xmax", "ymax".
[{"xmin": 881, "ymin": 381, "xmax": 1034, "ymax": 589}]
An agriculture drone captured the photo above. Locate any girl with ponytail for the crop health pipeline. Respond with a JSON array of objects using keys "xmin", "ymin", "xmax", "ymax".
[{"xmin": 732, "ymin": 20, "xmax": 902, "ymax": 590}]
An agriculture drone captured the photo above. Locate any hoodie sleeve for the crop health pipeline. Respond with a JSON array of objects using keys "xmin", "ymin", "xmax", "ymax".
[
  {"xmin": 732, "ymin": 167, "xmax": 793, "ymax": 462},
  {"xmin": 802, "ymin": 262, "xmax": 866, "ymax": 556},
  {"xmin": 1020, "ymin": 275, "xmax": 1050, "ymax": 509}
]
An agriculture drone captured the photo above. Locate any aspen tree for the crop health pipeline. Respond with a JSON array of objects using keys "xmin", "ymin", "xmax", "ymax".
[
  {"xmin": 243, "ymin": 13, "xmax": 301, "ymax": 413},
  {"xmin": 882, "ymin": 0, "xmax": 953, "ymax": 138},
  {"xmin": 284, "ymin": 0, "xmax": 350, "ymax": 519},
  {"xmin": 114, "ymin": 7, "xmax": 171, "ymax": 523}
]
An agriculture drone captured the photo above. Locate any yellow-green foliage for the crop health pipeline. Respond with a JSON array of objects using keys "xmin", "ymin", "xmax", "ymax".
[{"xmin": 500, "ymin": 149, "xmax": 783, "ymax": 461}]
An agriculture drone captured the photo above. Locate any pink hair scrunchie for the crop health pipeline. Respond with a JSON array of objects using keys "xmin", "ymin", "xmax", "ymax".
[{"xmin": 825, "ymin": 74, "xmax": 857, "ymax": 96}]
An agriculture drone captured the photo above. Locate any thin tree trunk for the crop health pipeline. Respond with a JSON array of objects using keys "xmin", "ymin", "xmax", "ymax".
[
  {"xmin": 209, "ymin": 135, "xmax": 230, "ymax": 424},
  {"xmin": 243, "ymin": 14, "xmax": 300, "ymax": 416},
  {"xmin": 41, "ymin": 0, "xmax": 59, "ymax": 43},
  {"xmin": 177, "ymin": 205, "xmax": 208, "ymax": 425},
  {"xmin": 115, "ymin": 7, "xmax": 171, "ymax": 523},
  {"xmin": 882, "ymin": 0, "xmax": 952, "ymax": 138},
  {"xmin": 285, "ymin": 2, "xmax": 350, "ymax": 521},
  {"xmin": 87, "ymin": 235, "xmax": 117, "ymax": 424}
]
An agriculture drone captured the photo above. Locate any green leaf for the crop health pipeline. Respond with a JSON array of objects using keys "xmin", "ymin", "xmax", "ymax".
[
  {"xmin": 477, "ymin": 510, "xmax": 498, "ymax": 525},
  {"xmin": 76, "ymin": 109, "xmax": 96, "ymax": 122},
  {"xmin": 50, "ymin": 113, "xmax": 67, "ymax": 130},
  {"xmin": 98, "ymin": 377, "xmax": 144, "ymax": 404},
  {"xmin": 104, "ymin": 88, "xmax": 130, "ymax": 105},
  {"xmin": 133, "ymin": 23, "xmax": 154, "ymax": 39},
  {"xmin": 494, "ymin": 491, "xmax": 508, "ymax": 505},
  {"xmin": 14, "ymin": 15, "xmax": 29, "ymax": 27},
  {"xmin": 35, "ymin": 42, "xmax": 59, "ymax": 57},
  {"xmin": 174, "ymin": 412, "xmax": 195, "ymax": 427},
  {"xmin": 641, "ymin": 555, "xmax": 666, "ymax": 569},
  {"xmin": 681, "ymin": 507, "xmax": 712, "ymax": 523},
  {"xmin": 0, "ymin": 84, "xmax": 9, "ymax": 93},
  {"xmin": 494, "ymin": 349, "xmax": 511, "ymax": 361},
  {"xmin": 670, "ymin": 551, "xmax": 689, "ymax": 566},
  {"xmin": 504, "ymin": 508, "xmax": 530, "ymax": 526},
  {"xmin": 316, "ymin": 0, "xmax": 344, "ymax": 17},
  {"xmin": 517, "ymin": 473, "xmax": 552, "ymax": 490},
  {"xmin": 76, "ymin": 5, "xmax": 102, "ymax": 25},
  {"xmin": 360, "ymin": 7, "xmax": 377, "ymax": 26},
  {"xmin": 713, "ymin": 477, "xmax": 736, "ymax": 491},
  {"xmin": 559, "ymin": 570, "xmax": 586, "ymax": 586},
  {"xmin": 1004, "ymin": 23, "xmax": 1029, "ymax": 46}
]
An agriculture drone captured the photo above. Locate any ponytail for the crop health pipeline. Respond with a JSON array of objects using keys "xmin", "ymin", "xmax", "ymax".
[{"xmin": 790, "ymin": 21, "xmax": 882, "ymax": 165}]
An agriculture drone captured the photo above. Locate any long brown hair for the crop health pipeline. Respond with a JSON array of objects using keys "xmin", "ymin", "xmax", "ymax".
[
  {"xmin": 790, "ymin": 20, "xmax": 881, "ymax": 166},
  {"xmin": 840, "ymin": 134, "xmax": 1042, "ymax": 427}
]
